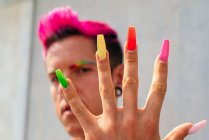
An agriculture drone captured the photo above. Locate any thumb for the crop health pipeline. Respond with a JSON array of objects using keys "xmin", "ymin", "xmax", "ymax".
[{"xmin": 163, "ymin": 123, "xmax": 192, "ymax": 140}]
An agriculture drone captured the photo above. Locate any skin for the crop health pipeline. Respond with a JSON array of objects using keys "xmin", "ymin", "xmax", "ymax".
[
  {"xmin": 45, "ymin": 35, "xmax": 123, "ymax": 139},
  {"xmin": 45, "ymin": 35, "xmax": 192, "ymax": 140}
]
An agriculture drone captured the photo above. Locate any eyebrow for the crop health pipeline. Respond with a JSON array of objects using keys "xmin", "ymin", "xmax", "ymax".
[
  {"xmin": 69, "ymin": 60, "xmax": 96, "ymax": 69},
  {"xmin": 48, "ymin": 60, "xmax": 96, "ymax": 76}
]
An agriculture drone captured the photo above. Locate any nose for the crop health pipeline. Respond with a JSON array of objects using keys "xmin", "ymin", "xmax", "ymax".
[
  {"xmin": 57, "ymin": 84, "xmax": 63, "ymax": 98},
  {"xmin": 63, "ymin": 70, "xmax": 79, "ymax": 90},
  {"xmin": 57, "ymin": 84, "xmax": 63, "ymax": 95},
  {"xmin": 57, "ymin": 83, "xmax": 71, "ymax": 103},
  {"xmin": 57, "ymin": 70, "xmax": 81, "ymax": 101}
]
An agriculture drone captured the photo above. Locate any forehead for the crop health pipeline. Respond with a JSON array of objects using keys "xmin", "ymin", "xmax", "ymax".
[
  {"xmin": 45, "ymin": 35, "xmax": 96, "ymax": 72},
  {"xmin": 47, "ymin": 35, "xmax": 96, "ymax": 57}
]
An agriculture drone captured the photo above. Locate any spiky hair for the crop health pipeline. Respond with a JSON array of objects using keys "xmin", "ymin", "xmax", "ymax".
[{"xmin": 38, "ymin": 6, "xmax": 117, "ymax": 58}]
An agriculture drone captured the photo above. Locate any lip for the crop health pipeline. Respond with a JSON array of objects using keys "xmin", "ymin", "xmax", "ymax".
[{"xmin": 61, "ymin": 104, "xmax": 73, "ymax": 116}]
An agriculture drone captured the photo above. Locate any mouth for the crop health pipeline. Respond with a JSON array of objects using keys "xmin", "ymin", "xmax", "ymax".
[{"xmin": 62, "ymin": 104, "xmax": 73, "ymax": 115}]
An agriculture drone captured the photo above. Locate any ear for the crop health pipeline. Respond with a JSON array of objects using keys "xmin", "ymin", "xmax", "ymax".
[{"xmin": 112, "ymin": 64, "xmax": 124, "ymax": 87}]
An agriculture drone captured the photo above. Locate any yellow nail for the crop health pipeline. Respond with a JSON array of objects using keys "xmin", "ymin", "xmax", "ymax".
[{"xmin": 97, "ymin": 34, "xmax": 107, "ymax": 60}]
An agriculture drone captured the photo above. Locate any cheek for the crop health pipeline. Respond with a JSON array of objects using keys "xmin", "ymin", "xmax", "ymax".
[
  {"xmin": 50, "ymin": 86, "xmax": 63, "ymax": 117},
  {"xmin": 50, "ymin": 86, "xmax": 59, "ymax": 107},
  {"xmin": 83, "ymin": 74, "xmax": 99, "ymax": 93},
  {"xmin": 76, "ymin": 73, "xmax": 100, "ymax": 97},
  {"xmin": 83, "ymin": 76, "xmax": 102, "ymax": 112}
]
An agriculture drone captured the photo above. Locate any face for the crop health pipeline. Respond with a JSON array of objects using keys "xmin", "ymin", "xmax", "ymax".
[{"xmin": 45, "ymin": 35, "xmax": 102, "ymax": 137}]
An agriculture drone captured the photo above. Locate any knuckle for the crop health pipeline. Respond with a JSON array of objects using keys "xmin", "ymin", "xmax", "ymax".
[
  {"xmin": 98, "ymin": 61, "xmax": 109, "ymax": 72},
  {"xmin": 151, "ymin": 82, "xmax": 167, "ymax": 95},
  {"xmin": 99, "ymin": 86, "xmax": 114, "ymax": 98},
  {"xmin": 70, "ymin": 98, "xmax": 84, "ymax": 116},
  {"xmin": 100, "ymin": 73, "xmax": 111, "ymax": 83},
  {"xmin": 63, "ymin": 84, "xmax": 76, "ymax": 100},
  {"xmin": 156, "ymin": 62, "xmax": 168, "ymax": 73},
  {"xmin": 64, "ymin": 89, "xmax": 75, "ymax": 100},
  {"xmin": 123, "ymin": 77, "xmax": 138, "ymax": 87},
  {"xmin": 73, "ymin": 106, "xmax": 84, "ymax": 116},
  {"xmin": 126, "ymin": 51, "xmax": 138, "ymax": 63}
]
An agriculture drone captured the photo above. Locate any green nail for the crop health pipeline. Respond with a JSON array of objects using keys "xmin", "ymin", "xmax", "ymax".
[{"xmin": 55, "ymin": 69, "xmax": 68, "ymax": 89}]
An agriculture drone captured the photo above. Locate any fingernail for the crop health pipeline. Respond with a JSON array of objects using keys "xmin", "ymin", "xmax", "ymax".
[
  {"xmin": 97, "ymin": 34, "xmax": 107, "ymax": 60},
  {"xmin": 55, "ymin": 69, "xmax": 69, "ymax": 89},
  {"xmin": 127, "ymin": 26, "xmax": 136, "ymax": 51},
  {"xmin": 188, "ymin": 120, "xmax": 207, "ymax": 135},
  {"xmin": 159, "ymin": 39, "xmax": 170, "ymax": 62}
]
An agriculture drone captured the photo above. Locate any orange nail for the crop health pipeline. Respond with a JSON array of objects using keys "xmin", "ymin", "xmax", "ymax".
[{"xmin": 127, "ymin": 26, "xmax": 136, "ymax": 50}]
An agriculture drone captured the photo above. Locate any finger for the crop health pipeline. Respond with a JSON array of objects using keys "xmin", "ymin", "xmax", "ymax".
[
  {"xmin": 97, "ymin": 34, "xmax": 117, "ymax": 118},
  {"xmin": 163, "ymin": 123, "xmax": 192, "ymax": 140},
  {"xmin": 188, "ymin": 120, "xmax": 207, "ymax": 135},
  {"xmin": 123, "ymin": 27, "xmax": 139, "ymax": 116},
  {"xmin": 55, "ymin": 69, "xmax": 95, "ymax": 130},
  {"xmin": 145, "ymin": 40, "xmax": 169, "ymax": 119}
]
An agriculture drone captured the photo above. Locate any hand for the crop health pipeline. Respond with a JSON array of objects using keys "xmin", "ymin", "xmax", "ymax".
[{"xmin": 58, "ymin": 31, "xmax": 194, "ymax": 140}]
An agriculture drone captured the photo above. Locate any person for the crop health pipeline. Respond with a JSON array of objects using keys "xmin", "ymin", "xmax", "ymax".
[{"xmin": 38, "ymin": 6, "xmax": 206, "ymax": 140}]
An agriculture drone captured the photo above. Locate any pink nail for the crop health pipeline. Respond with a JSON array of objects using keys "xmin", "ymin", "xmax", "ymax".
[
  {"xmin": 159, "ymin": 39, "xmax": 169, "ymax": 62},
  {"xmin": 188, "ymin": 120, "xmax": 207, "ymax": 135}
]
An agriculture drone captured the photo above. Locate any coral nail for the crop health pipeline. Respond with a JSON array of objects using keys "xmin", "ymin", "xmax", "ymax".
[
  {"xmin": 188, "ymin": 120, "xmax": 207, "ymax": 135},
  {"xmin": 159, "ymin": 39, "xmax": 169, "ymax": 62},
  {"xmin": 97, "ymin": 34, "xmax": 107, "ymax": 60},
  {"xmin": 127, "ymin": 26, "xmax": 136, "ymax": 51}
]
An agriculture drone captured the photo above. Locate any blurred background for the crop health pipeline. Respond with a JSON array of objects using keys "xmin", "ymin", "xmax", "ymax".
[{"xmin": 0, "ymin": 0, "xmax": 209, "ymax": 139}]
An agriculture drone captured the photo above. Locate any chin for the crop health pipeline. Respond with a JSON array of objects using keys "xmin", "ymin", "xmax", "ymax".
[
  {"xmin": 65, "ymin": 123, "xmax": 84, "ymax": 137},
  {"xmin": 61, "ymin": 114, "xmax": 84, "ymax": 138}
]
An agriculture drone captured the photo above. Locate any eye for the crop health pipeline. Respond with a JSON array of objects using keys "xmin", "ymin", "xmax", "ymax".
[
  {"xmin": 75, "ymin": 67, "xmax": 91, "ymax": 73},
  {"xmin": 51, "ymin": 76, "xmax": 58, "ymax": 83}
]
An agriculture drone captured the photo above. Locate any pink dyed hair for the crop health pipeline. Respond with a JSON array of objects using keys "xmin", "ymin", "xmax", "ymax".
[{"xmin": 38, "ymin": 6, "xmax": 117, "ymax": 58}]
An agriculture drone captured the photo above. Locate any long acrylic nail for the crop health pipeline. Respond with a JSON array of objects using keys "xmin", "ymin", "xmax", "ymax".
[
  {"xmin": 159, "ymin": 39, "xmax": 169, "ymax": 62},
  {"xmin": 127, "ymin": 26, "xmax": 136, "ymax": 51},
  {"xmin": 188, "ymin": 120, "xmax": 207, "ymax": 135},
  {"xmin": 97, "ymin": 34, "xmax": 107, "ymax": 60},
  {"xmin": 55, "ymin": 69, "xmax": 69, "ymax": 89}
]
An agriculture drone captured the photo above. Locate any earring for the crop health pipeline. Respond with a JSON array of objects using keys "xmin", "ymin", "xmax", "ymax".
[{"xmin": 115, "ymin": 86, "xmax": 122, "ymax": 97}]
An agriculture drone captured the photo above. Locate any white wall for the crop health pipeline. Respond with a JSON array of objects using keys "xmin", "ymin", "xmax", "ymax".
[{"xmin": 0, "ymin": 0, "xmax": 33, "ymax": 140}]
